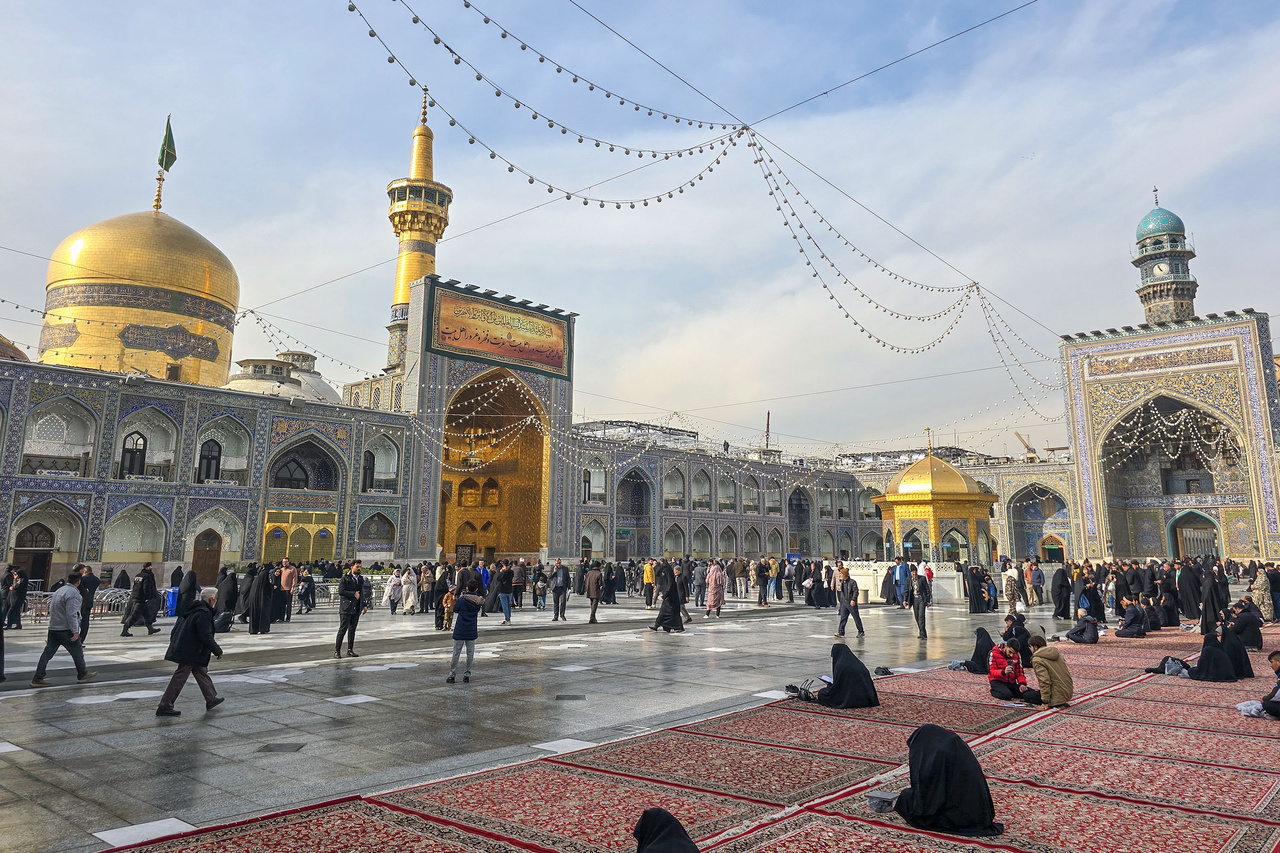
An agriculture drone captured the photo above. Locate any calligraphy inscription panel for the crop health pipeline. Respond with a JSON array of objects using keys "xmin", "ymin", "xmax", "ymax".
[{"xmin": 429, "ymin": 286, "xmax": 571, "ymax": 379}]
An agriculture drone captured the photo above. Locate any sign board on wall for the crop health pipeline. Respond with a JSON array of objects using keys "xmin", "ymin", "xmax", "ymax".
[{"xmin": 426, "ymin": 279, "xmax": 573, "ymax": 380}]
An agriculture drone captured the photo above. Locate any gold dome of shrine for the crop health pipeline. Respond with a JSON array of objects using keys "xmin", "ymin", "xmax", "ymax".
[
  {"xmin": 40, "ymin": 210, "xmax": 240, "ymax": 386},
  {"xmin": 883, "ymin": 453, "xmax": 988, "ymax": 498}
]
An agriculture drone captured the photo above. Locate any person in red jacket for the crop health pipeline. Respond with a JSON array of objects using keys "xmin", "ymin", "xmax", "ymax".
[{"xmin": 988, "ymin": 639, "xmax": 1042, "ymax": 705}]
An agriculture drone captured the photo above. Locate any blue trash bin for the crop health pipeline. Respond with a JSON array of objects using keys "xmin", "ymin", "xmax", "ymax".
[{"xmin": 164, "ymin": 587, "xmax": 178, "ymax": 618}]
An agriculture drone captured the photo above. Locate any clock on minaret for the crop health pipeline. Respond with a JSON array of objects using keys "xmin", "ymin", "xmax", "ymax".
[{"xmin": 1131, "ymin": 192, "xmax": 1197, "ymax": 324}]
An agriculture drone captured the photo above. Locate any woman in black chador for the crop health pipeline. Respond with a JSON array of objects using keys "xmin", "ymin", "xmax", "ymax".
[
  {"xmin": 245, "ymin": 564, "xmax": 274, "ymax": 635},
  {"xmin": 817, "ymin": 644, "xmax": 878, "ymax": 708},
  {"xmin": 892, "ymin": 724, "xmax": 1003, "ymax": 837},
  {"xmin": 633, "ymin": 808, "xmax": 698, "ymax": 853},
  {"xmin": 962, "ymin": 628, "xmax": 996, "ymax": 674},
  {"xmin": 648, "ymin": 563, "xmax": 685, "ymax": 633}
]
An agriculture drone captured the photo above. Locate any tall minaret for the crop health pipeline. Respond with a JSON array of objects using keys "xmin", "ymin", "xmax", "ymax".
[{"xmin": 385, "ymin": 93, "xmax": 451, "ymax": 373}]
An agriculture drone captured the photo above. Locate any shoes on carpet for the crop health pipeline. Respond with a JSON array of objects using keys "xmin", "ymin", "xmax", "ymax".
[
  {"xmin": 155, "ymin": 708, "xmax": 180, "ymax": 717},
  {"xmin": 30, "ymin": 678, "xmax": 51, "ymax": 687},
  {"xmin": 206, "ymin": 697, "xmax": 225, "ymax": 711},
  {"xmin": 77, "ymin": 671, "xmax": 96, "ymax": 683}
]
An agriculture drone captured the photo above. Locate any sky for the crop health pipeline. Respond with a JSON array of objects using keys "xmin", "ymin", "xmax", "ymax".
[{"xmin": 2, "ymin": 0, "xmax": 1279, "ymax": 459}]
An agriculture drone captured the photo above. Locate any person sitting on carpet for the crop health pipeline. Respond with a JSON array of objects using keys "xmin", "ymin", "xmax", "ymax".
[
  {"xmin": 1001, "ymin": 615, "xmax": 1032, "ymax": 667},
  {"xmin": 787, "ymin": 644, "xmax": 880, "ymax": 708},
  {"xmin": 1188, "ymin": 634, "xmax": 1237, "ymax": 682},
  {"xmin": 890, "ymin": 724, "xmax": 1004, "ymax": 837},
  {"xmin": 1065, "ymin": 609, "xmax": 1099, "ymax": 644},
  {"xmin": 633, "ymin": 807, "xmax": 699, "ymax": 853},
  {"xmin": 1263, "ymin": 651, "xmax": 1280, "ymax": 717},
  {"xmin": 1028, "ymin": 635, "xmax": 1073, "ymax": 708},
  {"xmin": 1141, "ymin": 595, "xmax": 1162, "ymax": 632},
  {"xmin": 1227, "ymin": 601, "xmax": 1264, "ymax": 652},
  {"xmin": 1114, "ymin": 596, "xmax": 1146, "ymax": 638},
  {"xmin": 1220, "ymin": 620, "xmax": 1255, "ymax": 679},
  {"xmin": 988, "ymin": 639, "xmax": 1041, "ymax": 705},
  {"xmin": 960, "ymin": 628, "xmax": 996, "ymax": 674}
]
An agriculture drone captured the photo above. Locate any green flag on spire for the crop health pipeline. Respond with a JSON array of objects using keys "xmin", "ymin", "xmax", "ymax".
[{"xmin": 158, "ymin": 116, "xmax": 177, "ymax": 172}]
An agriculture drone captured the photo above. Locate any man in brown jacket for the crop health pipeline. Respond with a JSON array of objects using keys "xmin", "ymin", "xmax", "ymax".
[
  {"xmin": 1028, "ymin": 635, "xmax": 1073, "ymax": 708},
  {"xmin": 584, "ymin": 562, "xmax": 604, "ymax": 624}
]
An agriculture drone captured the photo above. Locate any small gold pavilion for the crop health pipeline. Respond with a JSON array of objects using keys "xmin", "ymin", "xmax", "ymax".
[{"xmin": 873, "ymin": 446, "xmax": 998, "ymax": 565}]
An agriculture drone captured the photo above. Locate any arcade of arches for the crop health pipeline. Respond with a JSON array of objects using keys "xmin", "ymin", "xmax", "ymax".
[
  {"xmin": 1099, "ymin": 395, "xmax": 1250, "ymax": 559},
  {"xmin": 438, "ymin": 370, "xmax": 549, "ymax": 562}
]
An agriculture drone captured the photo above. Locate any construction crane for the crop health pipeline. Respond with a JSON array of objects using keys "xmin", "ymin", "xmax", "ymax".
[{"xmin": 1014, "ymin": 431, "xmax": 1041, "ymax": 463}]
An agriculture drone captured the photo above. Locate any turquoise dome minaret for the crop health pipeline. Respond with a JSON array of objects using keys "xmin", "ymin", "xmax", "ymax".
[{"xmin": 1131, "ymin": 188, "xmax": 1197, "ymax": 323}]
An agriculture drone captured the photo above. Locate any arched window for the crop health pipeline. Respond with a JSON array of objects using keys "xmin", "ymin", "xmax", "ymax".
[
  {"xmin": 361, "ymin": 450, "xmax": 375, "ymax": 492},
  {"xmin": 663, "ymin": 525, "xmax": 685, "ymax": 557},
  {"xmin": 765, "ymin": 480, "xmax": 783, "ymax": 515},
  {"xmin": 482, "ymin": 477, "xmax": 500, "ymax": 506},
  {"xmin": 743, "ymin": 476, "xmax": 761, "ymax": 514},
  {"xmin": 351, "ymin": 390, "xmax": 361, "ymax": 407},
  {"xmin": 766, "ymin": 528, "xmax": 783, "ymax": 558},
  {"xmin": 582, "ymin": 459, "xmax": 605, "ymax": 503},
  {"xmin": 837, "ymin": 489, "xmax": 851, "ymax": 519},
  {"xmin": 274, "ymin": 459, "xmax": 308, "ymax": 490},
  {"xmin": 663, "ymin": 469, "xmax": 685, "ymax": 510},
  {"xmin": 392, "ymin": 383, "xmax": 403, "ymax": 411},
  {"xmin": 34, "ymin": 414, "xmax": 68, "ymax": 443},
  {"xmin": 819, "ymin": 488, "xmax": 834, "ymax": 519},
  {"xmin": 371, "ymin": 387, "xmax": 381, "ymax": 409},
  {"xmin": 197, "ymin": 439, "xmax": 222, "ymax": 483},
  {"xmin": 717, "ymin": 475, "xmax": 737, "ymax": 512},
  {"xmin": 691, "ymin": 471, "xmax": 712, "ymax": 510},
  {"xmin": 120, "ymin": 431, "xmax": 147, "ymax": 477},
  {"xmin": 16, "ymin": 522, "xmax": 54, "ymax": 549},
  {"xmin": 459, "ymin": 478, "xmax": 480, "ymax": 507}
]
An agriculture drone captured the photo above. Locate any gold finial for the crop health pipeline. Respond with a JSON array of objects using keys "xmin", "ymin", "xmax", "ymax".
[
  {"xmin": 1153, "ymin": 185, "xmax": 1159, "ymax": 206},
  {"xmin": 925, "ymin": 426, "xmax": 933, "ymax": 454},
  {"xmin": 153, "ymin": 169, "xmax": 165, "ymax": 211},
  {"xmin": 421, "ymin": 87, "xmax": 429, "ymax": 125}
]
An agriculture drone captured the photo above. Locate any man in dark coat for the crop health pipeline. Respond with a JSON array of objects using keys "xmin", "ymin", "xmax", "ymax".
[
  {"xmin": 121, "ymin": 563, "xmax": 160, "ymax": 636},
  {"xmin": 585, "ymin": 562, "xmax": 604, "ymax": 624},
  {"xmin": 334, "ymin": 561, "xmax": 363, "ymax": 657},
  {"xmin": 550, "ymin": 559, "xmax": 571, "ymax": 622},
  {"xmin": 4, "ymin": 568, "xmax": 28, "ymax": 629},
  {"xmin": 175, "ymin": 567, "xmax": 199, "ymax": 618},
  {"xmin": 156, "ymin": 587, "xmax": 223, "ymax": 717},
  {"xmin": 77, "ymin": 564, "xmax": 100, "ymax": 644},
  {"xmin": 903, "ymin": 565, "xmax": 932, "ymax": 639}
]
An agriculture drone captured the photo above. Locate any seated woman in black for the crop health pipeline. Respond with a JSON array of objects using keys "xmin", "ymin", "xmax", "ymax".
[
  {"xmin": 1114, "ymin": 596, "xmax": 1146, "ymax": 638},
  {"xmin": 1189, "ymin": 634, "xmax": 1237, "ymax": 682},
  {"xmin": 962, "ymin": 628, "xmax": 995, "ymax": 674},
  {"xmin": 1001, "ymin": 615, "xmax": 1032, "ymax": 667},
  {"xmin": 633, "ymin": 808, "xmax": 699, "ymax": 853},
  {"xmin": 1227, "ymin": 602, "xmax": 1264, "ymax": 651},
  {"xmin": 1141, "ymin": 596, "xmax": 1163, "ymax": 631},
  {"xmin": 1219, "ymin": 621, "xmax": 1255, "ymax": 678},
  {"xmin": 893, "ymin": 724, "xmax": 1004, "ymax": 837},
  {"xmin": 789, "ymin": 644, "xmax": 879, "ymax": 708}
]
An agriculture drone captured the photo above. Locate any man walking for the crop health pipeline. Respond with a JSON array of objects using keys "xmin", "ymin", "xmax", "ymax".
[
  {"xmin": 692, "ymin": 561, "xmax": 707, "ymax": 610},
  {"xmin": 755, "ymin": 559, "xmax": 771, "ymax": 607},
  {"xmin": 121, "ymin": 562, "xmax": 160, "ymax": 636},
  {"xmin": 585, "ymin": 561, "xmax": 603, "ymax": 624},
  {"xmin": 904, "ymin": 564, "xmax": 932, "ymax": 639},
  {"xmin": 155, "ymin": 588, "xmax": 223, "ymax": 717},
  {"xmin": 30, "ymin": 570, "xmax": 95, "ymax": 687},
  {"xmin": 447, "ymin": 580, "xmax": 483, "ymax": 684},
  {"xmin": 834, "ymin": 563, "xmax": 864, "ymax": 638},
  {"xmin": 642, "ymin": 559, "xmax": 656, "ymax": 609},
  {"xmin": 278, "ymin": 558, "xmax": 297, "ymax": 622},
  {"xmin": 497, "ymin": 561, "xmax": 514, "ymax": 625},
  {"xmin": 77, "ymin": 564, "xmax": 100, "ymax": 645},
  {"xmin": 892, "ymin": 557, "xmax": 909, "ymax": 608},
  {"xmin": 1029, "ymin": 561, "xmax": 1045, "ymax": 607},
  {"xmin": 550, "ymin": 558, "xmax": 570, "ymax": 622},
  {"xmin": 784, "ymin": 560, "xmax": 795, "ymax": 602},
  {"xmin": 334, "ymin": 560, "xmax": 363, "ymax": 658}
]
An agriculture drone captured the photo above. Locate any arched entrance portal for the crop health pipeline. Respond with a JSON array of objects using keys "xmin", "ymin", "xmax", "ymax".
[
  {"xmin": 787, "ymin": 489, "xmax": 812, "ymax": 557},
  {"xmin": 1039, "ymin": 535, "xmax": 1065, "ymax": 563},
  {"xmin": 438, "ymin": 369, "xmax": 549, "ymax": 561},
  {"xmin": 1170, "ymin": 511, "xmax": 1220, "ymax": 559},
  {"xmin": 615, "ymin": 469, "xmax": 651, "ymax": 560}
]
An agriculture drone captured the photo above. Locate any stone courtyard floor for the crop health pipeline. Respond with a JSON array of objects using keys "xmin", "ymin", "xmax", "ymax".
[{"xmin": 1, "ymin": 587, "xmax": 1274, "ymax": 853}]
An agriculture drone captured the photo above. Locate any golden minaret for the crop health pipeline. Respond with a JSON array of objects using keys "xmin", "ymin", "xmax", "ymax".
[{"xmin": 385, "ymin": 92, "xmax": 452, "ymax": 370}]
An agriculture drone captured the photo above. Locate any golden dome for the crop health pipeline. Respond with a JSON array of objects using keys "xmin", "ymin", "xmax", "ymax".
[
  {"xmin": 0, "ymin": 333, "xmax": 29, "ymax": 362},
  {"xmin": 47, "ymin": 211, "xmax": 239, "ymax": 309},
  {"xmin": 884, "ymin": 454, "xmax": 987, "ymax": 497}
]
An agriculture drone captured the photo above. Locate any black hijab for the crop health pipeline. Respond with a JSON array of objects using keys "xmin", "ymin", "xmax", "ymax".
[
  {"xmin": 633, "ymin": 808, "xmax": 699, "ymax": 853},
  {"xmin": 1177, "ymin": 562, "xmax": 1202, "ymax": 619},
  {"xmin": 1218, "ymin": 626, "xmax": 1254, "ymax": 678},
  {"xmin": 215, "ymin": 569, "xmax": 239, "ymax": 617},
  {"xmin": 964, "ymin": 628, "xmax": 995, "ymax": 674},
  {"xmin": 176, "ymin": 568, "xmax": 200, "ymax": 617},
  {"xmin": 817, "ymin": 645, "xmax": 879, "ymax": 708},
  {"xmin": 894, "ymin": 724, "xmax": 1003, "ymax": 837},
  {"xmin": 1189, "ymin": 634, "xmax": 1237, "ymax": 682},
  {"xmin": 112, "ymin": 569, "xmax": 131, "ymax": 590}
]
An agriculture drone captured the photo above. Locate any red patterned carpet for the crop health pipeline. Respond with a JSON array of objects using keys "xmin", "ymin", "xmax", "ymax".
[
  {"xmin": 107, "ymin": 625, "xmax": 1280, "ymax": 853},
  {"xmin": 677, "ymin": 706, "xmax": 915, "ymax": 762},
  {"xmin": 773, "ymin": 693, "xmax": 1033, "ymax": 734},
  {"xmin": 372, "ymin": 761, "xmax": 772, "ymax": 853},
  {"xmin": 550, "ymin": 730, "xmax": 892, "ymax": 805}
]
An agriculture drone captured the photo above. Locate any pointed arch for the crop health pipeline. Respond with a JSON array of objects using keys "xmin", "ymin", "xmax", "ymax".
[
  {"xmin": 482, "ymin": 476, "xmax": 500, "ymax": 507},
  {"xmin": 743, "ymin": 475, "xmax": 762, "ymax": 514},
  {"xmin": 358, "ymin": 512, "xmax": 396, "ymax": 550},
  {"xmin": 103, "ymin": 503, "xmax": 168, "ymax": 555},
  {"xmin": 691, "ymin": 524, "xmax": 712, "ymax": 558},
  {"xmin": 765, "ymin": 479, "xmax": 783, "ymax": 515},
  {"xmin": 22, "ymin": 396, "xmax": 98, "ymax": 476},
  {"xmin": 860, "ymin": 531, "xmax": 884, "ymax": 561},
  {"xmin": 617, "ymin": 467, "xmax": 652, "ymax": 516},
  {"xmin": 184, "ymin": 506, "xmax": 245, "ymax": 554},
  {"xmin": 663, "ymin": 524, "xmax": 685, "ymax": 558},
  {"xmin": 114, "ymin": 406, "xmax": 179, "ymax": 481},
  {"xmin": 363, "ymin": 433, "xmax": 400, "ymax": 493},
  {"xmin": 718, "ymin": 525, "xmax": 737, "ymax": 558},
  {"xmin": 743, "ymin": 526, "xmax": 762, "ymax": 559},
  {"xmin": 581, "ymin": 519, "xmax": 606, "ymax": 559},
  {"xmin": 820, "ymin": 529, "xmax": 835, "ymax": 558},
  {"xmin": 766, "ymin": 528, "xmax": 783, "ymax": 558},
  {"xmin": 196, "ymin": 415, "xmax": 251, "ymax": 485},
  {"xmin": 268, "ymin": 435, "xmax": 343, "ymax": 492},
  {"xmin": 838, "ymin": 530, "xmax": 853, "ymax": 560},
  {"xmin": 582, "ymin": 456, "xmax": 606, "ymax": 504},
  {"xmin": 663, "ymin": 468, "xmax": 685, "ymax": 510},
  {"xmin": 717, "ymin": 474, "xmax": 737, "ymax": 512},
  {"xmin": 691, "ymin": 470, "xmax": 712, "ymax": 511}
]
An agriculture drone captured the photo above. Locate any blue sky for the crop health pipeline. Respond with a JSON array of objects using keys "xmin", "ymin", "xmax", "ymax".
[{"xmin": 3, "ymin": 1, "xmax": 1279, "ymax": 457}]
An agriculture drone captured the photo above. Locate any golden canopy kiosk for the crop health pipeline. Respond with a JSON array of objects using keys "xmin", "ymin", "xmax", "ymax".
[{"xmin": 872, "ymin": 453, "xmax": 998, "ymax": 601}]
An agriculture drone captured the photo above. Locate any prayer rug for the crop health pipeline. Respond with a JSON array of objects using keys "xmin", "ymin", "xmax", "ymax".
[
  {"xmin": 1064, "ymin": 695, "xmax": 1280, "ymax": 736},
  {"xmin": 975, "ymin": 739, "xmax": 1280, "ymax": 821},
  {"xmin": 100, "ymin": 799, "xmax": 528, "ymax": 853},
  {"xmin": 998, "ymin": 714, "xmax": 1280, "ymax": 771},
  {"xmin": 677, "ymin": 706, "xmax": 914, "ymax": 762},
  {"xmin": 704, "ymin": 812, "xmax": 1022, "ymax": 853},
  {"xmin": 772, "ymin": 694, "xmax": 1033, "ymax": 735},
  {"xmin": 372, "ymin": 761, "xmax": 771, "ymax": 853},
  {"xmin": 550, "ymin": 730, "xmax": 891, "ymax": 805},
  {"xmin": 875, "ymin": 673, "xmax": 1025, "ymax": 705},
  {"xmin": 818, "ymin": 779, "xmax": 1280, "ymax": 853},
  {"xmin": 1114, "ymin": 679, "xmax": 1278, "ymax": 709}
]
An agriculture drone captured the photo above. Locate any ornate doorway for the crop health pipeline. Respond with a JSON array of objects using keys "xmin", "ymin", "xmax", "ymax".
[{"xmin": 192, "ymin": 529, "xmax": 222, "ymax": 585}]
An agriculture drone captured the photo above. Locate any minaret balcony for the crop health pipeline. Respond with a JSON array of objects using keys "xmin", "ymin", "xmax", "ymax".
[
  {"xmin": 1131, "ymin": 239, "xmax": 1195, "ymax": 261},
  {"xmin": 1142, "ymin": 272, "xmax": 1198, "ymax": 286}
]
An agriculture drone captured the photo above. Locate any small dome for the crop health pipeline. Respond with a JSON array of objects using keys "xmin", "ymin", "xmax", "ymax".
[
  {"xmin": 0, "ymin": 334, "xmax": 29, "ymax": 362},
  {"xmin": 1136, "ymin": 207, "xmax": 1185, "ymax": 242},
  {"xmin": 47, "ymin": 210, "xmax": 239, "ymax": 309},
  {"xmin": 883, "ymin": 454, "xmax": 986, "ymax": 497}
]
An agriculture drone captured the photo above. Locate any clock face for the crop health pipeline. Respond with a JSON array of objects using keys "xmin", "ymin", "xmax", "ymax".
[{"xmin": 1152, "ymin": 262, "xmax": 1170, "ymax": 276}]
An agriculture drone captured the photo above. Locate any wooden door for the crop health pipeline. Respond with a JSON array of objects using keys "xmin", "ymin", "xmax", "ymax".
[{"xmin": 192, "ymin": 529, "xmax": 222, "ymax": 585}]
